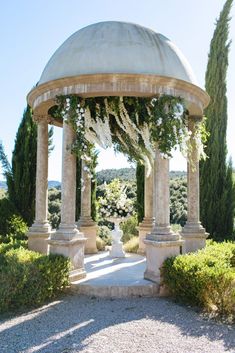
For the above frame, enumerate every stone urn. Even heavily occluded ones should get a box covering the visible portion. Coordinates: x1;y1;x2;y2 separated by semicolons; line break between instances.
109;218;125;258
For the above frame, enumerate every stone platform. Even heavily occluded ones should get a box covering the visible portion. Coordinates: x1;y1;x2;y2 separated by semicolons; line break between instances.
71;252;159;298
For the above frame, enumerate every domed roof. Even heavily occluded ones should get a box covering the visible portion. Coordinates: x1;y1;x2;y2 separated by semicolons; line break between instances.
39;21;197;85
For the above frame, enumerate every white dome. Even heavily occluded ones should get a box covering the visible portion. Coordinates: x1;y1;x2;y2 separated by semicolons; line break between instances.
39;21;197;85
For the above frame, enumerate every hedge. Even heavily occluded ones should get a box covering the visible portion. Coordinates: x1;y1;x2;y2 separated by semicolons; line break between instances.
162;241;235;318
0;243;71;313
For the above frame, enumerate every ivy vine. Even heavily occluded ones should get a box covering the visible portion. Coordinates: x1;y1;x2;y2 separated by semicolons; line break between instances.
54;94;208;175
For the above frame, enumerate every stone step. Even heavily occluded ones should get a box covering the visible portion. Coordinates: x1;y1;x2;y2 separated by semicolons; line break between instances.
71;282;159;298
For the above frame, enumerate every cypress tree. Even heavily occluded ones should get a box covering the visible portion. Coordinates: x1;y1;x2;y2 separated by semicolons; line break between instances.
76;158;82;221
136;162;145;223
76;149;98;222
200;0;234;240
0;105;37;225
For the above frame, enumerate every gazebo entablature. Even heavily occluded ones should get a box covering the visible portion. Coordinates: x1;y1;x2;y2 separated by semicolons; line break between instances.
28;73;208;120
27;21;210;284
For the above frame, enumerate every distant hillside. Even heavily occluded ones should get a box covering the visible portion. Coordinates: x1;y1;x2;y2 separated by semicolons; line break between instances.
96;168;136;184
170;171;187;179
0;169;187;191
48;180;61;189
96;168;186;184
0;180;61;190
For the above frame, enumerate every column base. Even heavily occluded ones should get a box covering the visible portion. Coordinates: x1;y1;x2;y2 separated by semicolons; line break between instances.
181;222;208;253
48;224;87;276
137;218;154;255
27;221;52;254
78;218;98;254
144;238;183;284
147;225;180;242
69;268;87;282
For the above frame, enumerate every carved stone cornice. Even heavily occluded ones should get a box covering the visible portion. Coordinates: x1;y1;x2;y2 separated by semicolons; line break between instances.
27;73;210;116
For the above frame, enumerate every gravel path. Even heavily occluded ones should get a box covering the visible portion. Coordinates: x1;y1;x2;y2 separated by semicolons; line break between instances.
0;295;234;353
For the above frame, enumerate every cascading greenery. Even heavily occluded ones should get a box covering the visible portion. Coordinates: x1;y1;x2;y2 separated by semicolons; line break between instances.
54;94;207;177
53;94;208;224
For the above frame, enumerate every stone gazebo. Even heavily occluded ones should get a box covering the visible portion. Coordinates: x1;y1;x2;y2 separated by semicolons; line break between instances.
27;21;209;283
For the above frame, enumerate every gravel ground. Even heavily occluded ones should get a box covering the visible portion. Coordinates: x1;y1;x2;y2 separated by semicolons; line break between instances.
0;295;234;353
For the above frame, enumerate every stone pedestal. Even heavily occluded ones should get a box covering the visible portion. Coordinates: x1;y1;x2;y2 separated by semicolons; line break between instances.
49;226;86;281
79;219;98;254
28;222;51;255
144;239;182;282
181;222;208;253
109;242;125;258
138;218;154;255
109;221;125;258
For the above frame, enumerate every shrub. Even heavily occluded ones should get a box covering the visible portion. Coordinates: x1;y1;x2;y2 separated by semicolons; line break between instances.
162;242;235;319
96;236;106;251
169;178;187;226
0;215;28;244
171;223;182;233
48;188;61;229
0;197;18;235
123;236;139;253
120;215;138;243
97;225;112;246
0;246;70;313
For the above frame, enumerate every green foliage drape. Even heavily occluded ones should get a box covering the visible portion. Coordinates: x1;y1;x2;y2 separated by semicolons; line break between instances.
200;0;235;240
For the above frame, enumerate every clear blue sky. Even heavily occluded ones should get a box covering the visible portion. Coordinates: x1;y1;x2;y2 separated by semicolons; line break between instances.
0;0;234;181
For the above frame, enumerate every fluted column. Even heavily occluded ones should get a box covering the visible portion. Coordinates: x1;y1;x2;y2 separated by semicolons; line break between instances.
60;121;77;228
181;117;207;253
80;160;92;221
28;116;51;254
144;147;181;283
49;119;86;281
78;160;97;254
149;148;178;240
138;166;154;254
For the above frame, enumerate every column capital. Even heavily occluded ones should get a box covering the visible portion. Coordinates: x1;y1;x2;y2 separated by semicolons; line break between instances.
33;114;53;124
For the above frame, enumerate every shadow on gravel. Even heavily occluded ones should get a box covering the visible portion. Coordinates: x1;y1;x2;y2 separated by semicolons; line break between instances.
0;295;234;353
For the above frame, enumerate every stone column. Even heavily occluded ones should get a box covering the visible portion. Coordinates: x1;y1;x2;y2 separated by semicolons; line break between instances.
181;117;208;253
144;147;182;283
138;166;154;254
49;119;86;281
27;116;51;254
78;160;97;254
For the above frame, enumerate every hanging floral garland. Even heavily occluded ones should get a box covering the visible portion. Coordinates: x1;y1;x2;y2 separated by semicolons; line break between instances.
54;95;208;176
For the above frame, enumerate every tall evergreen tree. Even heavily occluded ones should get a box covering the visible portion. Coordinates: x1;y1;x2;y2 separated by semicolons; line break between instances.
76;149;98;222
200;0;235;240
136;162;145;223
0;105;37;225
